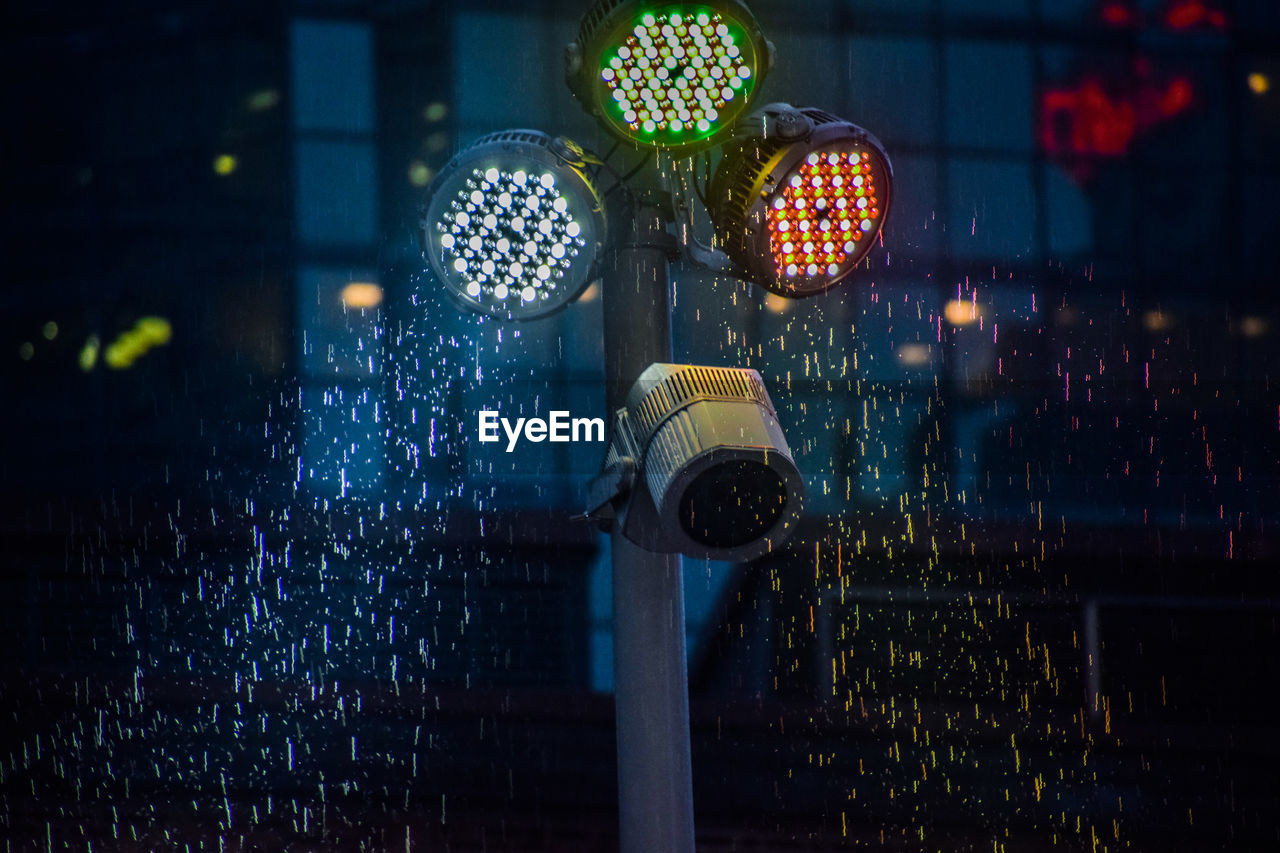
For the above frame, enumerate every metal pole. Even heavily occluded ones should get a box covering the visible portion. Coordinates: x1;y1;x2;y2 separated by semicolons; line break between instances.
602;197;696;853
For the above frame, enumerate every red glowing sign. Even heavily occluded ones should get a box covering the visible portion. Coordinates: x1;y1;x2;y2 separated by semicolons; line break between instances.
1096;0;1227;31
1039;1;1224;180
1164;0;1227;31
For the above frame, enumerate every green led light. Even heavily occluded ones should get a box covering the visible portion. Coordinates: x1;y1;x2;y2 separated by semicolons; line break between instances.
596;4;759;149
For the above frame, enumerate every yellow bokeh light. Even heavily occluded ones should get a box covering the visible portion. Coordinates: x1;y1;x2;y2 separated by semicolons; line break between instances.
765;292;790;314
896;343;933;367
103;317;172;369
576;282;600;304
341;282;384;309
42;321;58;340
423;102;449;123
79;335;100;372
135;316;172;345
213;154;238;176
245;88;281;112
1142;310;1172;332
1240;316;1269;339
18;342;34;361
943;299;979;326
408;161;434;187
1247;72;1270;95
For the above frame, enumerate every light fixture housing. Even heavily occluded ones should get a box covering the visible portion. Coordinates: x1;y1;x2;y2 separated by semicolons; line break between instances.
593;363;804;562
420;130;607;321
709;103;892;298
565;1;772;153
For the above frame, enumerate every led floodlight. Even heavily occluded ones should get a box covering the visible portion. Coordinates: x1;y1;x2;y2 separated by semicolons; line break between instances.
589;363;803;562
420;130;607;320
709;103;892;298
566;1;772;152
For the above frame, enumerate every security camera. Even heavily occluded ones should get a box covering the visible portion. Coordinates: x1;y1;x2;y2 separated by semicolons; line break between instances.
585;363;804;562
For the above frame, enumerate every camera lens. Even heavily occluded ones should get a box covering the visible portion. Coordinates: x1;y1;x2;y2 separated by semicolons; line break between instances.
678;460;788;549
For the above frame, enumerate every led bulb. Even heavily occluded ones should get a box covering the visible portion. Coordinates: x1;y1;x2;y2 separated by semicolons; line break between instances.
571;0;769;152
708;104;893;298
421;130;606;319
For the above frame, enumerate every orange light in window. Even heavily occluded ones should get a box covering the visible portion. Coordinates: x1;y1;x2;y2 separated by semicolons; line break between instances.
341;282;383;309
944;300;979;327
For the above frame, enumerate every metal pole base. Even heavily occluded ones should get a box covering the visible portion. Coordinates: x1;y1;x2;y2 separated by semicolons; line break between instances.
611;532;695;853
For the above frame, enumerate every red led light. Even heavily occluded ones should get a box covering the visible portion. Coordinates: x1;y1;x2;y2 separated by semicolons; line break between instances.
765;148;882;281
1165;0;1227;31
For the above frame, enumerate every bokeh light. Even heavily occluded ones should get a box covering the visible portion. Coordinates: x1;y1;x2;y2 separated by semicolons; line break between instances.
212;153;238;176
944;299;980;326
341;282;383;309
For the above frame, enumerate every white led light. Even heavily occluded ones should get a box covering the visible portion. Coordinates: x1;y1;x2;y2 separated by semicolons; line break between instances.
521;285;537;301
466;281;482;297
493;283;509;299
